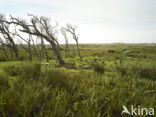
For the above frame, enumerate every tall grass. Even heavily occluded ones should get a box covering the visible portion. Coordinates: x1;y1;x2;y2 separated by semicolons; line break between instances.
93;62;105;74
0;74;9;94
116;64;156;80
3;63;41;79
0;63;156;117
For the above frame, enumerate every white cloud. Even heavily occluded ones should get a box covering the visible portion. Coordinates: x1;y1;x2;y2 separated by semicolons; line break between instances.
0;0;156;43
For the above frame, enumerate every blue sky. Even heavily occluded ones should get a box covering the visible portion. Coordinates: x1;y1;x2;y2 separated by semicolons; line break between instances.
0;0;156;43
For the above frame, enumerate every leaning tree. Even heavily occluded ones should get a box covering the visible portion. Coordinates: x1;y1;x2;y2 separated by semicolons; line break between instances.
6;14;65;65
65;24;82;61
0;37;8;58
0;14;19;58
61;27;70;57
13;25;33;60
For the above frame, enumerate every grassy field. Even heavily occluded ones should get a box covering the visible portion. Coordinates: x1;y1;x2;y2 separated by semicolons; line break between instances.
0;43;156;117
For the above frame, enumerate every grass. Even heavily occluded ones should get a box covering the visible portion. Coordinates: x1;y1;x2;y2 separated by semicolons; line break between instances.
0;63;156;117
93;62;105;74
116;64;156;80
0;43;156;117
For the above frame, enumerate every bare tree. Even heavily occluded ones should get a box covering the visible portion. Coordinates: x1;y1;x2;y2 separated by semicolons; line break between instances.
6;40;14;58
61;27;69;57
0;14;18;58
1;38;14;58
13;25;33;60
72;45;76;58
38;27;49;62
6;14;65;65
65;24;82;61
40;36;49;62
31;36;42;60
0;38;8;58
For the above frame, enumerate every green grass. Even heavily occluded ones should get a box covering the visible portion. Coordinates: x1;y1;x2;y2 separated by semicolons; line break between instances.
0;43;156;117
0;63;156;117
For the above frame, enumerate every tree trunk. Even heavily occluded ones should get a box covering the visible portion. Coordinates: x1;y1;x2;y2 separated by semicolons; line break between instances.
13;46;18;59
50;41;65;65
76;40;82;61
41;38;49;62
28;43;32;60
1;43;8;58
32;39;40;59
72;45;75;58
6;32;19;59
9;47;13;58
44;48;49;62
65;44;70;58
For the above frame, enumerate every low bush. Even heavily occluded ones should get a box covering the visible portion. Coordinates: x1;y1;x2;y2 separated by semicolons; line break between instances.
93;62;105;74
16;62;41;80
3;65;18;76
18;56;26;61
132;65;156;80
41;68;78;94
0;74;9;94
116;64;156;80
0;56;7;62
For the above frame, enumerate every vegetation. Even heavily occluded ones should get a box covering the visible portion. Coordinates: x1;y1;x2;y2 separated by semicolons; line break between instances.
93;62;105;74
0;43;156;117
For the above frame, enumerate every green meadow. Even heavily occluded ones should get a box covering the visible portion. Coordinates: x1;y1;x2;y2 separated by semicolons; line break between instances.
0;43;156;117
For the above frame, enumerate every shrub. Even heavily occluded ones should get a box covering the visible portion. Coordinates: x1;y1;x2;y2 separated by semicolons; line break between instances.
0;56;7;62
16;62;41;80
41;69;76;93
0;74;9;94
3;65;18;76
116;64;156;80
93;62;105;74
132;65;156;80
108;50;115;53
116;65;128;76
18;56;26;61
3;63;41;80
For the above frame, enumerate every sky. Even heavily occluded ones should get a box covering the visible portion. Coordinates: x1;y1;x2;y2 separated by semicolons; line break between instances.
0;0;156;43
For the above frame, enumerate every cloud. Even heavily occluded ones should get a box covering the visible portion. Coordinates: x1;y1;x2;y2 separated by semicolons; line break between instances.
0;0;156;43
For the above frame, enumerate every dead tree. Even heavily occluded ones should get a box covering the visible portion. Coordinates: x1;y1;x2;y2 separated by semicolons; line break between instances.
65;24;82;61
31;36;41;60
13;25;32;60
72;45;75;58
6;40;13;58
61;27;69;57
38;27;49;62
40;36;49;62
0;38;8;58
7;14;65;65
0;14;18;58
1;39;13;58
